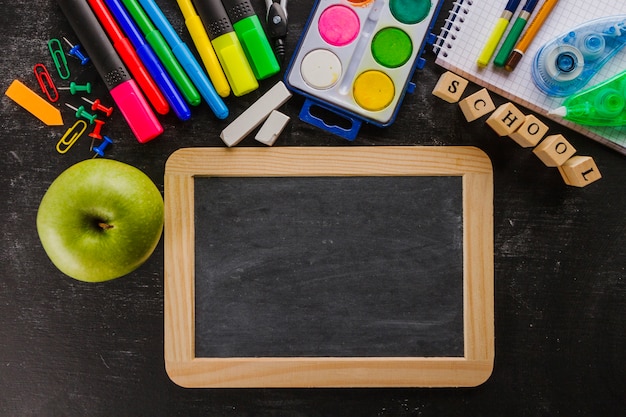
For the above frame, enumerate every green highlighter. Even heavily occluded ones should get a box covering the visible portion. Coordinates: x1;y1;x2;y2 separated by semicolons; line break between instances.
120;0;201;106
222;0;280;80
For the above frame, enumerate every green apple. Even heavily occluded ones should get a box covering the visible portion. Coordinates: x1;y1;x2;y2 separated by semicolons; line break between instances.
36;158;164;282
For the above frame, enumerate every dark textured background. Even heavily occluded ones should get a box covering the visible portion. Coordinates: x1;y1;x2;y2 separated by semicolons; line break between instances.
1;0;624;415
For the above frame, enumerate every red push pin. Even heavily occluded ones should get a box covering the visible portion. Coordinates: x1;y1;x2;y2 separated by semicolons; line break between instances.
89;119;105;140
82;96;114;117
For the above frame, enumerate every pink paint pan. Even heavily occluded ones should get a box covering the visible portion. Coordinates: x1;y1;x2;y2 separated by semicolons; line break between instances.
285;0;443;140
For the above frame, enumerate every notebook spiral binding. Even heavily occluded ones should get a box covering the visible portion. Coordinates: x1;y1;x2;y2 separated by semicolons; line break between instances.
433;0;473;56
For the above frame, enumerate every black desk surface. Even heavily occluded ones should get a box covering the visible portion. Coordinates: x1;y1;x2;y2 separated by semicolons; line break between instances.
1;0;624;415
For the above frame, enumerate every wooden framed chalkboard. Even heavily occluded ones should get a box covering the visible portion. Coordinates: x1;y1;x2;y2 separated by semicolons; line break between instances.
164;146;494;388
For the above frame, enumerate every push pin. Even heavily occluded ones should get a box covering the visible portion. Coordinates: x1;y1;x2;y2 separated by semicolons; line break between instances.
59;81;92;95
93;135;113;158
81;96;113;117
65;103;97;124
63;37;90;65
89;119;105;140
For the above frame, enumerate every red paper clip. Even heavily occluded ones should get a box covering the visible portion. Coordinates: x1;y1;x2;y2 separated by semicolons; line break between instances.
34;63;59;103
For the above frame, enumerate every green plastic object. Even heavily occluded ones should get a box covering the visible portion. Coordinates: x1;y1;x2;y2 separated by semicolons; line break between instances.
551;70;626;127
233;15;280;80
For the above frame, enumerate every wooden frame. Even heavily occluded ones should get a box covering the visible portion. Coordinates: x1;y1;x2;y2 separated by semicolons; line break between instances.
164;146;494;388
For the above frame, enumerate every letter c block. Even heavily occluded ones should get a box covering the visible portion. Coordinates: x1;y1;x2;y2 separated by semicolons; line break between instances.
458;88;496;122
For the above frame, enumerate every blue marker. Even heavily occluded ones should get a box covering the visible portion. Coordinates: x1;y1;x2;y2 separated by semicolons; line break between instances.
104;0;191;121
136;0;228;119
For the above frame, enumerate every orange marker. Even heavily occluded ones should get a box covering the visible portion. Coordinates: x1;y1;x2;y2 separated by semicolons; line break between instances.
5;80;64;126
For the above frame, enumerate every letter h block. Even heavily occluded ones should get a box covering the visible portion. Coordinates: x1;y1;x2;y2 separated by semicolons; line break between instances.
486;102;525;136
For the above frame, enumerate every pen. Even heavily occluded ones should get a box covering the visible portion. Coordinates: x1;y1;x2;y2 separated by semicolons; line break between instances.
504;0;560;72
192;0;258;96
56;0;162;143
175;0;231;97
493;0;540;67
87;0;169;115
103;0;191;120
120;0;201;107
476;0;521;67
136;0;229;119
222;0;280;79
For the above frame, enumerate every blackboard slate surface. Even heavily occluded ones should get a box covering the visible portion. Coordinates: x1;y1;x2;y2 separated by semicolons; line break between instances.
164;146;494;388
194;176;464;358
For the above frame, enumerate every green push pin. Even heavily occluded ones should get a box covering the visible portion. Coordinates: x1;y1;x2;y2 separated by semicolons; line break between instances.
65;103;97;124
59;82;92;95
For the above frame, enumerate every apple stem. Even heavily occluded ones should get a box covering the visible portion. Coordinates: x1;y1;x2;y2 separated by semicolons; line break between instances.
98;222;114;230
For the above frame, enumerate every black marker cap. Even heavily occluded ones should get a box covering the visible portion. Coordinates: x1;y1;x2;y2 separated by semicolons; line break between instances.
192;0;233;40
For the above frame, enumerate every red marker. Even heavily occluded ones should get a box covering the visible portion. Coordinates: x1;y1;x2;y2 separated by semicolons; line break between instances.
87;0;169;115
57;0;162;143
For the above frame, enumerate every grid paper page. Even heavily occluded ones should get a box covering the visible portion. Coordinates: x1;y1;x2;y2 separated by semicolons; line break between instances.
436;0;626;154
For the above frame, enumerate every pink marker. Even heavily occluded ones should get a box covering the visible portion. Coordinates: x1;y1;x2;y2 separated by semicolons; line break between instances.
56;0;163;143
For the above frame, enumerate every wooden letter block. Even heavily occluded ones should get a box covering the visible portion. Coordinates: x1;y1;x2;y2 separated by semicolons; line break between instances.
486;102;525;136
533;134;576;167
558;155;602;187
458;88;496;122
432;71;469;103
509;114;549;147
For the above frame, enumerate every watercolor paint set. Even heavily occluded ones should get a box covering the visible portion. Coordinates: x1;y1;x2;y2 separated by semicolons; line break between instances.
284;0;443;140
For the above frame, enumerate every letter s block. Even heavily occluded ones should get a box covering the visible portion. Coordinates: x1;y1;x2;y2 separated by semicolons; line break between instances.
432;71;469;103
458;88;496;122
558;155;602;187
486;102;525;136
533;134;577;167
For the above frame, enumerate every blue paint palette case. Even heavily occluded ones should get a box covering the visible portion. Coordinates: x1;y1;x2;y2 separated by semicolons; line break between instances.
285;0;443;140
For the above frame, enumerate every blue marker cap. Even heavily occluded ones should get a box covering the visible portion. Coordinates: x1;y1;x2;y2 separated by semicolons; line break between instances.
104;0;191;121
136;0;229;119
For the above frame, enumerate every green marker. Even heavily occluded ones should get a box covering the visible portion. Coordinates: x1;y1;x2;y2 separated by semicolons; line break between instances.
222;0;280;80
120;0;201;106
476;0;521;67
493;0;540;67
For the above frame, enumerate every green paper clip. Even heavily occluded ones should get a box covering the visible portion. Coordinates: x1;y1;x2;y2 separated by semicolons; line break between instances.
48;38;70;80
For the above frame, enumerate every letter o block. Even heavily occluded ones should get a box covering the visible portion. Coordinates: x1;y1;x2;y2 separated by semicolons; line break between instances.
533;134;577;167
432;71;469;103
509;114;549;147
558;155;602;187
458;88;496;122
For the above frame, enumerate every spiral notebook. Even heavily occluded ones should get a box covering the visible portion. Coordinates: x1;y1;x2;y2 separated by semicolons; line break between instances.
434;0;626;155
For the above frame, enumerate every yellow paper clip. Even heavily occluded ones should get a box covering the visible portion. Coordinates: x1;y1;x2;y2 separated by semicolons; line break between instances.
56;119;88;154
34;63;59;102
48;38;70;80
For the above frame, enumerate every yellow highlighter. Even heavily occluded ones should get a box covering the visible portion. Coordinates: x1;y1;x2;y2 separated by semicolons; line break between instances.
176;0;231;98
5;80;64;126
476;0;522;67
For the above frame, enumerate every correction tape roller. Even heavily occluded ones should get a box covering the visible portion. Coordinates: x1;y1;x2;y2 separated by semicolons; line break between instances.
532;15;626;97
550;69;626;127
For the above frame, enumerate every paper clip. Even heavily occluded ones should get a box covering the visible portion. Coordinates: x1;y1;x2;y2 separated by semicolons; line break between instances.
33;63;59;103
47;38;70;80
56;119;88;154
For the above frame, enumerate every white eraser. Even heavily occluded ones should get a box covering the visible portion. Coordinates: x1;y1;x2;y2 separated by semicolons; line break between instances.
254;110;290;146
220;81;292;147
